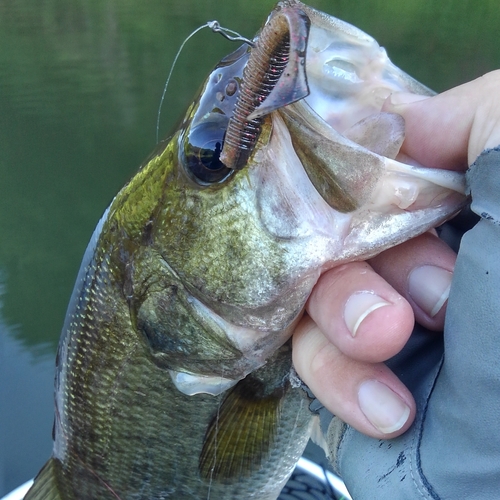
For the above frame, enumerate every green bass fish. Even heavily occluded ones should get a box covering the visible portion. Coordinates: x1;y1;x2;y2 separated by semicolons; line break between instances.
25;1;465;499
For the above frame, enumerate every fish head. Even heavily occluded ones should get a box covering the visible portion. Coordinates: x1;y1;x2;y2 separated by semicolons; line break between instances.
133;1;465;394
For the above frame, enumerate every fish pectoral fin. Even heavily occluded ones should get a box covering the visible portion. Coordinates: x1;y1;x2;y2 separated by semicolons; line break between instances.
24;458;63;500
198;374;287;480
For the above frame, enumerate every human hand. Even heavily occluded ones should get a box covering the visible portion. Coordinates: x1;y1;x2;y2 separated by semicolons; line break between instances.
293;71;500;439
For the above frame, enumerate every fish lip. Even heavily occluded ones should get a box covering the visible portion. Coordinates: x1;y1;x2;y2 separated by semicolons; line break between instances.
244;0;434;134
296;0;436;131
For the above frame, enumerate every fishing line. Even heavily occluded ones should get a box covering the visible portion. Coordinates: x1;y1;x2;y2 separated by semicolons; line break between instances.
205;399;218;500
205;365;229;500
156;21;254;144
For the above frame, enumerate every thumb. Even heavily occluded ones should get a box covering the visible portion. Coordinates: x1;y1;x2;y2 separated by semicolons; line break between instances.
383;70;500;170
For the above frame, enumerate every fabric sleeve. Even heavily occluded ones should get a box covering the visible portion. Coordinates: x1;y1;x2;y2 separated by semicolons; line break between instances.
327;147;500;499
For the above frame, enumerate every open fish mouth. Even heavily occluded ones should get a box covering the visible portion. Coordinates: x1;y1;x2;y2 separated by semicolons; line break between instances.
221;0;466;252
164;1;467;393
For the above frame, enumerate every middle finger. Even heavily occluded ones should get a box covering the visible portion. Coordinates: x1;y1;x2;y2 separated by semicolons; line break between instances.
307;261;415;363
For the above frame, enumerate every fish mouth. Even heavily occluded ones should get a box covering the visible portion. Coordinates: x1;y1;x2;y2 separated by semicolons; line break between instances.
222;0;466;249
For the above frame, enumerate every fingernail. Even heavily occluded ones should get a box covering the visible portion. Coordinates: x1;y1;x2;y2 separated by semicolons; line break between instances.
387;92;430;107
358;380;411;434
344;292;391;337
408;265;452;317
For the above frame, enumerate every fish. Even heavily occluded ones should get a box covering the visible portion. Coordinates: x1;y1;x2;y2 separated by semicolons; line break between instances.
24;1;466;499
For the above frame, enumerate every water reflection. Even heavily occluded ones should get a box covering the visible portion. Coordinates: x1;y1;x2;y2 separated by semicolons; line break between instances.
0;299;54;495
0;0;499;495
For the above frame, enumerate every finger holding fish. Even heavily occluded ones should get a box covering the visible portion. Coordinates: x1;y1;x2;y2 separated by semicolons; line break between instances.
383;70;500;170
369;231;457;330
305;261;414;362
293;315;416;439
292;259;416;438
292;231;457;437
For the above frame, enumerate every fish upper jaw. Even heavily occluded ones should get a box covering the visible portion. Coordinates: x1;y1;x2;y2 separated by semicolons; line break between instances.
252;1;468;262
298;0;435;132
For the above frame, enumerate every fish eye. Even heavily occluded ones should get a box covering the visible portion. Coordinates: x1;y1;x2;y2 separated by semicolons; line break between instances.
182;120;233;184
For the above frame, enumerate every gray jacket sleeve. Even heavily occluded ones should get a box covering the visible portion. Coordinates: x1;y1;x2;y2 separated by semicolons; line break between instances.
327;147;500;499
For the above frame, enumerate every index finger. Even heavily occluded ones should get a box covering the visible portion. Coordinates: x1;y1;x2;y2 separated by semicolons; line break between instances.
383;70;500;170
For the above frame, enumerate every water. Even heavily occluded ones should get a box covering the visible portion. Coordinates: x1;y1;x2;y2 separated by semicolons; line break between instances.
0;0;499;495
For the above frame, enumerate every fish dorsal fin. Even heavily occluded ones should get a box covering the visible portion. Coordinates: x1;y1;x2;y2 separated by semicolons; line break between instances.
199;374;288;480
